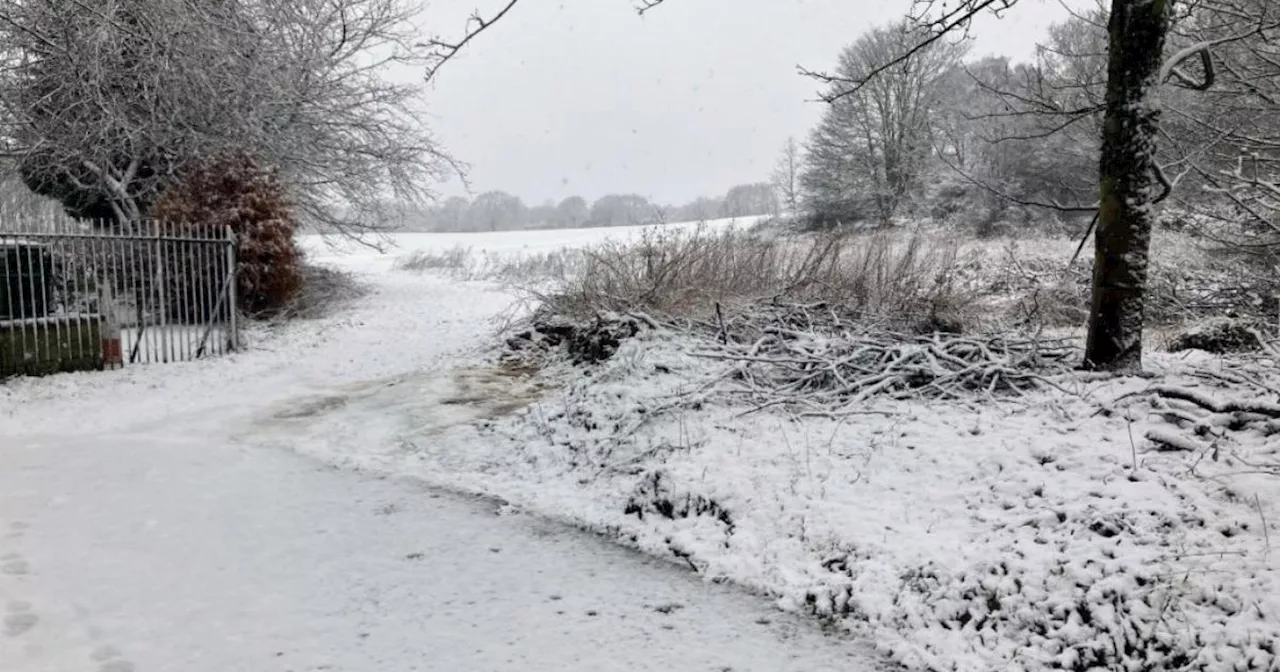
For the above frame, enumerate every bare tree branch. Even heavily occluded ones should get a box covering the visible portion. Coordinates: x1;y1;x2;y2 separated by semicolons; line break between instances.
420;0;522;84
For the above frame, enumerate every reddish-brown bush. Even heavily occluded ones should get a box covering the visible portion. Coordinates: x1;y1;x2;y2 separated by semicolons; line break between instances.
152;154;303;316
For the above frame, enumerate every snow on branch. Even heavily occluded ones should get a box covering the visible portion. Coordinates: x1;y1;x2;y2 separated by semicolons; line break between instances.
799;0;1019;103
420;0;523;84
688;303;1075;414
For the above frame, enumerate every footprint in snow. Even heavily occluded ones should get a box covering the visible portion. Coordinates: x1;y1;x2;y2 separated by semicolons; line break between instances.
1;558;30;575
4;611;37;636
93;644;136;672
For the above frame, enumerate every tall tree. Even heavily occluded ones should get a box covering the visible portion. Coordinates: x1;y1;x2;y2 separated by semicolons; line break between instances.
589;194;653;227
1084;0;1173;369
467;191;526;231
556;196;590;228
801;22;966;225
723;183;779;217
772;137;802;217
418;0;1261;370
0;0;453;235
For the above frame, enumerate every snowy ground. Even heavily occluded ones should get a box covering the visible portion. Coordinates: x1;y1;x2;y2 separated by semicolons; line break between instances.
0;217;885;672
4;219;1278;671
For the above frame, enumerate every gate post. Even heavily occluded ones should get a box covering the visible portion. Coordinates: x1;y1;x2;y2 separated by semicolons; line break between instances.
225;225;238;351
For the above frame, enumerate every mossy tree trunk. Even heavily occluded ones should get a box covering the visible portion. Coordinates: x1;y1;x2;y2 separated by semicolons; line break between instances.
1084;0;1173;372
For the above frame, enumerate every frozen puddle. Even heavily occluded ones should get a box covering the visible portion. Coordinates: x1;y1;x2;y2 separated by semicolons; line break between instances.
257;363;544;443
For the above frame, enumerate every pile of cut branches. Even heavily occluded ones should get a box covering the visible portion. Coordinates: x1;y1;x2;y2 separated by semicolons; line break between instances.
688;302;1077;414
1110;378;1280;476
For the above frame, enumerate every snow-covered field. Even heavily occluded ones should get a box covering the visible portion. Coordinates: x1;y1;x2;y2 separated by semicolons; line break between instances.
4;218;1278;672
300;215;766;274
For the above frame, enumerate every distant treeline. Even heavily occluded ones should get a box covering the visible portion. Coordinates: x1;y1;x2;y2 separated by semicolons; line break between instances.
395;183;778;232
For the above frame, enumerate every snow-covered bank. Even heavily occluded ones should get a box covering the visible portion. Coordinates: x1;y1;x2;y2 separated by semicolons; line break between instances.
262;322;1280;672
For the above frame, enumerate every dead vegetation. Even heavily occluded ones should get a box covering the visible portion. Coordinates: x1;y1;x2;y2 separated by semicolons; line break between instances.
395;245;581;284
690;303;1077;414
537;226;978;334
276;263;369;320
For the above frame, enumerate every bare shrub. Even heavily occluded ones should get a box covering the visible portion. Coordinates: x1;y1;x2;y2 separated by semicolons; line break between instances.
476;249;583;285
277;264;369;320
394;246;581;286
538;226;977;333
395;246;474;274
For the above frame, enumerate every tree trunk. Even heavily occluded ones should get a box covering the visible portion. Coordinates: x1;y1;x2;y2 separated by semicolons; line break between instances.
1084;0;1172;372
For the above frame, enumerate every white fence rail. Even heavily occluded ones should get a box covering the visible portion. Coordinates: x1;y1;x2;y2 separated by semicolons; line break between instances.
1;219;238;377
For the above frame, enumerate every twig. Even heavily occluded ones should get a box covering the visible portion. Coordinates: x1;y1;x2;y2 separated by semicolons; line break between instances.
1256;493;1271;556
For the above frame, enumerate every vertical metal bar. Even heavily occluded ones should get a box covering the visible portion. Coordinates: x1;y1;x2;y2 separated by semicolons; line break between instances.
103;220;117;366
181;224;194;361
98;218;112;366
135;219;150;365
226;225;238;352
199;227;213;358
169;221;181;363
105;220;119;369
91;221;103;369
133;219;145;364
175;222;186;362
193;227;204;358
70;228;84;368
212;228;224;357
189;228;201;361
155;221;166;363
60;231;76;366
43;234;61;372
2;232;12;375
2;229;19;375
36;240;51;372
20;240;36;374
147;220;159;364
169;222;182;362
125;220;140;365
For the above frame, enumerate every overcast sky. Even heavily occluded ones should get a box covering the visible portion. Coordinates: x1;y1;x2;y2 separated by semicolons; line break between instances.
411;0;1081;206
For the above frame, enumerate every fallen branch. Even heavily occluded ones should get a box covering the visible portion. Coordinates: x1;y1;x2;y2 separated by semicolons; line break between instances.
689;308;1075;409
1118;384;1280;418
1146;428;1210;453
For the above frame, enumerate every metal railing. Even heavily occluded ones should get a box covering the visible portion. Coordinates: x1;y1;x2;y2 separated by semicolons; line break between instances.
1;217;238;378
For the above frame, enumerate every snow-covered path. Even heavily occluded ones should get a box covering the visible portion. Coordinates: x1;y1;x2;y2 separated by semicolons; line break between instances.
0;258;883;671
0;431;877;672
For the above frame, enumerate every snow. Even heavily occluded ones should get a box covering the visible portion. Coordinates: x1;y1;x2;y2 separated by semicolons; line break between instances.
0;217;884;672
275;329;1280;671
4;220;1278;671
299;215;767;273
0;432;880;672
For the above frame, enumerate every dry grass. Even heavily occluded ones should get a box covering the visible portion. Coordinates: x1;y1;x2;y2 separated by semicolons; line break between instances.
395;245;583;285
395;246;473;274
539;226;978;333
276;263;369;320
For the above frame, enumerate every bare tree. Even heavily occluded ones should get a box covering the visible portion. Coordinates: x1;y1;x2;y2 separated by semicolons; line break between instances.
467;190;527;231
771;137;802;217
802;21;966;226
1159;0;1280;245
723;182;779;218
589;194;654;227
556;196;590;228
0;0;454;236
416;0;1273;370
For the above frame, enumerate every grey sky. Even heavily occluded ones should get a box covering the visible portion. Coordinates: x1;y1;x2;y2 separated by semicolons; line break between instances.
411;0;1079;206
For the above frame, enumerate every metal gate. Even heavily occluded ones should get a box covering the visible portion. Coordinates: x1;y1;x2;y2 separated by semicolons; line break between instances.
1;218;238;378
